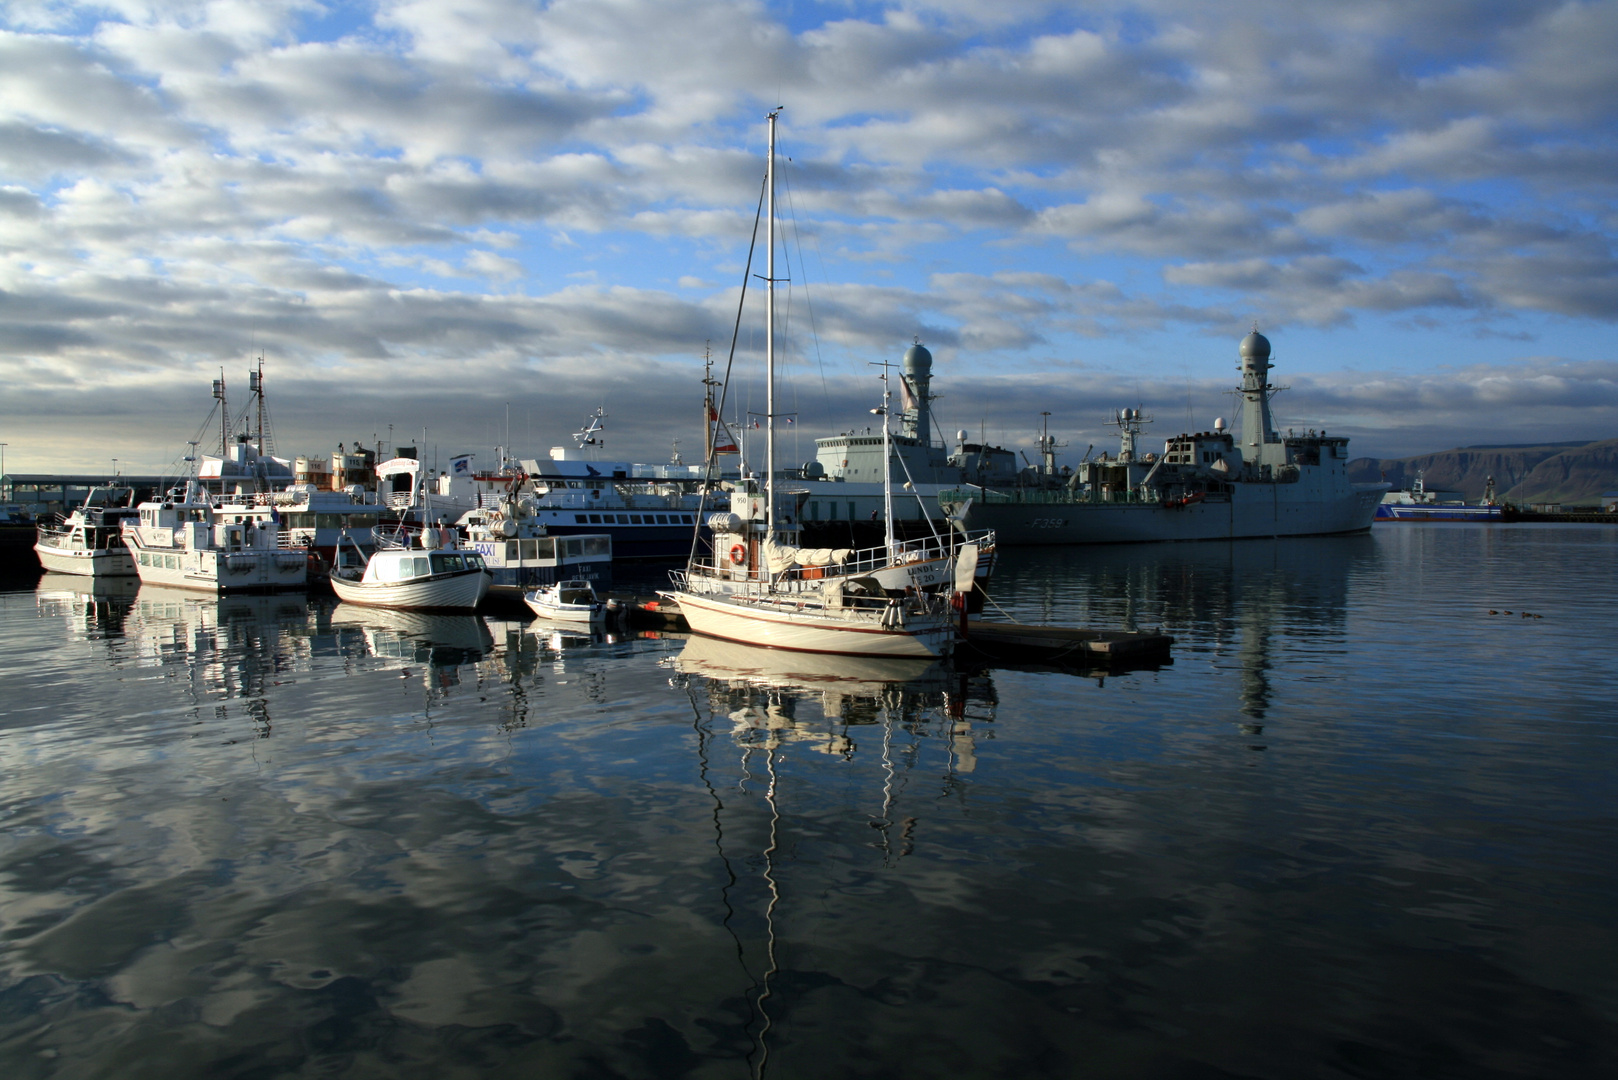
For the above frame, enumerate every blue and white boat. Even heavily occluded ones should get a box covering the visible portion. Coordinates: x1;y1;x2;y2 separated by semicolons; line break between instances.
1375;473;1503;522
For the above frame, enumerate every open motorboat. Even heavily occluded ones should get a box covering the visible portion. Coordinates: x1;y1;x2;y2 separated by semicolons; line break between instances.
661;112;960;658
330;525;491;610
523;579;606;623
34;486;140;576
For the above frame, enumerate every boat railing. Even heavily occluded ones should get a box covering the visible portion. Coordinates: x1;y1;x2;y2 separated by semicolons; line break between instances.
940;486;1163;506
684;528;994;587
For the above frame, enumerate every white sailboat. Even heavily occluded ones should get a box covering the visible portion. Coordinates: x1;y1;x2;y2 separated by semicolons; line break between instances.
662;111;959;659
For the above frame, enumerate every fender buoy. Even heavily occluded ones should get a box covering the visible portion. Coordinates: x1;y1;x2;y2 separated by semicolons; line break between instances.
729;544;746;565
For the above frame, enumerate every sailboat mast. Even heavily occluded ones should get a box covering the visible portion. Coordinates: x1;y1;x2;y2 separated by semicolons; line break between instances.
881;364;895;554
765;109;779;537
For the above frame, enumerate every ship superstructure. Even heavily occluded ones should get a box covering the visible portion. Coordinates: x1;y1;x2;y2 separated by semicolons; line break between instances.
942;330;1388;544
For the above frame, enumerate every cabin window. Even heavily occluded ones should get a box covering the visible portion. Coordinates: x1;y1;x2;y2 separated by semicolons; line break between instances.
849;502;857;521
616;514;629;524
655;514;668;524
431;554;464;573
584;537;610;556
680;514;692;524
588;514;602;523
164;555;177;569
629;514;641;524
412;556;430;578
575;514;588;523
536;538;556;559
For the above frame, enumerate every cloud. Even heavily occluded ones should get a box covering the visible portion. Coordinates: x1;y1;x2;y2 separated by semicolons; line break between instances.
2;1;1616;472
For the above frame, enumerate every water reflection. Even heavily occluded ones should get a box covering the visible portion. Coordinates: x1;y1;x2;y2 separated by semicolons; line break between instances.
994;535;1377;725
34;572;139;642
328;604;494;668
669;635;1002;1073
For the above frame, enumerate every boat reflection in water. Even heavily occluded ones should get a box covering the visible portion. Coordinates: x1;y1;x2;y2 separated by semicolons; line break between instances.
523;616;626;651
667;634;997;1071
328;604;494;671
37;570;141;603
34;572;141;644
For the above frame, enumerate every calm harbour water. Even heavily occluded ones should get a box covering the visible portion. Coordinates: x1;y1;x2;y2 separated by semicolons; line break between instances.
1;524;1615;1078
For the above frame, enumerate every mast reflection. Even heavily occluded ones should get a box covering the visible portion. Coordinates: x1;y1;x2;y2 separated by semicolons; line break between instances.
670;635;999;1075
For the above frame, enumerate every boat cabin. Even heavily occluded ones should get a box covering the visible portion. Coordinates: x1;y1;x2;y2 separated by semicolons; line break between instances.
360;549;488;585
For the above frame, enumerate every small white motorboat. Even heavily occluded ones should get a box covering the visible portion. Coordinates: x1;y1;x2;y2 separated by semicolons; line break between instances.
523;579;605;623
330;527;491;610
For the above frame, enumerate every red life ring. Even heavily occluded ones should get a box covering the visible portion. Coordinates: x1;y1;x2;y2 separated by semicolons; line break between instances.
729;544;746;565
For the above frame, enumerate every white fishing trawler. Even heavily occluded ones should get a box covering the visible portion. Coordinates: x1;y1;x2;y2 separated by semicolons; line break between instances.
662;112;961;659
33;486;140;576
122;480;308;592
942;329;1389;544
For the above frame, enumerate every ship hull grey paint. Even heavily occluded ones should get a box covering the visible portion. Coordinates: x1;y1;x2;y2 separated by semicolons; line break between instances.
957;484;1385;545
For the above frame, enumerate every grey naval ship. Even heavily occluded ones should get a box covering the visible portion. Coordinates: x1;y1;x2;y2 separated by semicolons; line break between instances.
940;329;1389;545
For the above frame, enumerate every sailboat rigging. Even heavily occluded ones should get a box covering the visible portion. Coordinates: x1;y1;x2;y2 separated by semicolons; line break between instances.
662;110;960;658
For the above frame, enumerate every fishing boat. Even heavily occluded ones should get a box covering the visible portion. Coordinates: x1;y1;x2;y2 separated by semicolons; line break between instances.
1375;473;1503;521
523;579;606;623
329;526;491;610
122;480;308;593
33;486;140;576
662;112;959;658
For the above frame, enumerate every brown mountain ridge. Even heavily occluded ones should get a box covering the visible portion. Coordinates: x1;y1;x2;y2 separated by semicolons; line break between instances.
1347;439;1618;505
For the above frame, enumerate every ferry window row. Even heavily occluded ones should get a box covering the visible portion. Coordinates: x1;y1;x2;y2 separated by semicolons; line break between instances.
571;513;693;525
494;537;609;561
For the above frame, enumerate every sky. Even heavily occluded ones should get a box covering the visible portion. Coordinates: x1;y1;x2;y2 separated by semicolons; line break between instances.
2;0;1617;478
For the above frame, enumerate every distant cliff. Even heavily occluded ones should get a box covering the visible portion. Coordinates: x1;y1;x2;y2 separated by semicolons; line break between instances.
1348;439;1618;505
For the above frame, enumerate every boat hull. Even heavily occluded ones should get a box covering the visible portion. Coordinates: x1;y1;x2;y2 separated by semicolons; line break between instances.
668;590;955;658
128;546;308;592
1375;504;1502;521
523;600;602;623
955;484;1385;544
330;569;490;610
34;542;136;577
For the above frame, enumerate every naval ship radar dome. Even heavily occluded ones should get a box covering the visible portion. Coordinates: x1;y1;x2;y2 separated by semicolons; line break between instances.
1239;328;1271;361
903;341;933;376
